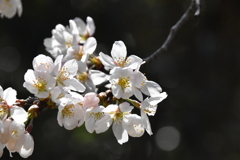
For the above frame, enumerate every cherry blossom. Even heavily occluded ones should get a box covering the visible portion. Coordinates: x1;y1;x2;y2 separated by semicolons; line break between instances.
95;102;145;144
99;41;144;70
0;0;22;18
32;54;54;73
53;58;85;92
64;37;97;63
23;69;56;98
109;67;134;99
67;17;95;44
57;94;85;130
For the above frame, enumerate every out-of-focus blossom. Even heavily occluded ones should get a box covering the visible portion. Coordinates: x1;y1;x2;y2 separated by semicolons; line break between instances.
0;0;22;18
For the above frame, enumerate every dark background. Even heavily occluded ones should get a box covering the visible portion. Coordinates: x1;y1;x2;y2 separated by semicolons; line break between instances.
0;0;240;159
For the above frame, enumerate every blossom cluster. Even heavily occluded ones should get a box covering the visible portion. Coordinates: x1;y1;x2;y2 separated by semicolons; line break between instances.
0;86;33;158
41;17;167;144
0;16;167;158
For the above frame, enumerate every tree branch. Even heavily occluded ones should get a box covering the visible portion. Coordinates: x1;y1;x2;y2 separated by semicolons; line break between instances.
144;0;200;64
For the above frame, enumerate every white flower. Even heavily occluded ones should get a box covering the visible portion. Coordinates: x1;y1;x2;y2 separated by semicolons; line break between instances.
44;24;74;58
75;61;96;92
67;17;95;44
50;86;67;105
133;71;167;101
18;132;34;158
140;80;163;97
0;118;11;144
140;93;167;135
7;132;34;158
83;92;99;108
109;67;134;99
44;17;95;58
85;105;105;133
0;86;17;121
0;86;17;106
95;102;143;144
8;120;25;140
53;58;85;92
122;114;144;137
10;106;28;124
32;54;54;73
99;41;144;70
0;0;22;18
23;69;56;98
64;37;97;63
57;93;85;130
132;70;147;101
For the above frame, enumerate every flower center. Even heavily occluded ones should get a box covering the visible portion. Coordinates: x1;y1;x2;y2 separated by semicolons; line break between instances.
62;104;74;118
11;130;18;136
74;47;84;61
57;66;70;86
5;0;12;7
33;77;47;91
90;112;104;120
65;38;73;48
79;31;89;42
76;72;88;83
113;112;123;125
115;57;131;68
0;104;9;120
117;77;130;89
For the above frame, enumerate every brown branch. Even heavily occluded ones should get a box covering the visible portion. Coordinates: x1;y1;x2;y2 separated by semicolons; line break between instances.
143;0;200;64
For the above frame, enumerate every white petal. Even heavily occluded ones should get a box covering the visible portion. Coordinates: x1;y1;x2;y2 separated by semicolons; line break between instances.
111;85;123;99
134;88;143;102
0;142;5;158
98;52;115;70
10;106;28;124
141;110;152;135
63;116;78;130
0;86;3;100
74;17;86;35
69;20;79;35
126;55;143;70
19;134;34;158
95;115;112;134
123;114;144;137
86;16;95;36
3;87;16;106
149;92;168;105
90;70;108;85
17;1;22;17
112;123;128;145
64;78;86;92
9;121;25;139
111;41;127;61
85;113;95;133
84;37;97;55
63;59;78;78
119;102;133;113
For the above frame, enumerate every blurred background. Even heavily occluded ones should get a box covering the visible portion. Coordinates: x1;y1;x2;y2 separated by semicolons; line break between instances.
0;0;240;159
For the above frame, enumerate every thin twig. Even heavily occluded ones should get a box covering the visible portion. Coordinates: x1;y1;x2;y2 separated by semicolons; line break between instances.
144;0;200;64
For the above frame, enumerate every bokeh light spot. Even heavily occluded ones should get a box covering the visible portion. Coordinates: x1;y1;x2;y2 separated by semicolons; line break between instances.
155;126;180;151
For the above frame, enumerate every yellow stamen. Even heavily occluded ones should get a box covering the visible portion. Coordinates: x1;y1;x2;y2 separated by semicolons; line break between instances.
62;104;74;118
76;72;88;83
117;77;130;89
33;77;47;91
90;112;104;120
